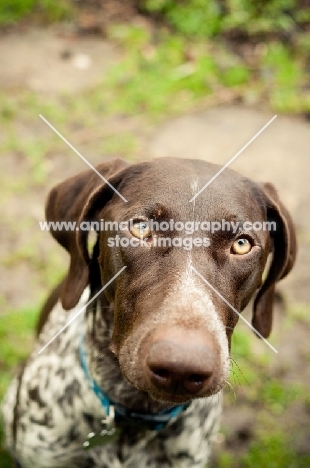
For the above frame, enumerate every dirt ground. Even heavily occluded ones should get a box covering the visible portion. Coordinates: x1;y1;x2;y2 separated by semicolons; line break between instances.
1;25;310;465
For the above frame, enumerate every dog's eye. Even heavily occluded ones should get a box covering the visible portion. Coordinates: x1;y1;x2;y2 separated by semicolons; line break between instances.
231;238;252;255
130;221;151;239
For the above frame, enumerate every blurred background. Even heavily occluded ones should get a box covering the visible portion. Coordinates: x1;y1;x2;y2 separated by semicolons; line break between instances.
0;1;310;466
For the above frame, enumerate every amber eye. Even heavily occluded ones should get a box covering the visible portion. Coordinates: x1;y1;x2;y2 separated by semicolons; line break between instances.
130;221;151;239
232;238;252;255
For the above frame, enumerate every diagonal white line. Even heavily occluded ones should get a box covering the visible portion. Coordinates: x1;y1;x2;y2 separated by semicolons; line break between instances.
38;266;127;354
191;266;278;354
189;115;277;202
39;114;128;203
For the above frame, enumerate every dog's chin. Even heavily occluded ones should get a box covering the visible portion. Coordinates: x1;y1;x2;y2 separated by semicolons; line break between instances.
147;391;193;404
147;385;223;404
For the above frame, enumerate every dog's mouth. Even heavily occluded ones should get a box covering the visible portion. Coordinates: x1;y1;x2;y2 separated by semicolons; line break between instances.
128;371;223;404
147;390;195;404
147;382;222;405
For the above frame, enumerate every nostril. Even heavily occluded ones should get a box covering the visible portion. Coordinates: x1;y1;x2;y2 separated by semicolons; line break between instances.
147;365;173;390
184;372;212;393
150;367;170;381
187;374;205;385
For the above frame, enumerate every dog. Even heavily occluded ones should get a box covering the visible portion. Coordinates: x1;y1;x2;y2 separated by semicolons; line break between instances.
2;157;297;467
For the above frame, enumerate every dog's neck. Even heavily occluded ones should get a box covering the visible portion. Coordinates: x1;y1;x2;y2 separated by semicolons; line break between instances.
84;296;170;413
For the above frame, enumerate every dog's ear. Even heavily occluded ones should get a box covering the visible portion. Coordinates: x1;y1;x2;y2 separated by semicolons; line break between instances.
45;159;128;310
252;183;297;338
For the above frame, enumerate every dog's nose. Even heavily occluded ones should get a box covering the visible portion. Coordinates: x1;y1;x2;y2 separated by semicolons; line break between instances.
145;327;216;396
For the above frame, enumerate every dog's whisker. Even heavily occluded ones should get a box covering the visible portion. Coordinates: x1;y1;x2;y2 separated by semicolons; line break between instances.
224;380;237;403
229;369;242;389
229;358;248;392
230;352;255;366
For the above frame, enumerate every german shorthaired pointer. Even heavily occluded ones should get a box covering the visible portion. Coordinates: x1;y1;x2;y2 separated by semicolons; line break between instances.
2;158;296;467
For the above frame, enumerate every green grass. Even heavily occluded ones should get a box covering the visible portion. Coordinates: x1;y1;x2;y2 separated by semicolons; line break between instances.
0;307;37;369
217;431;310;468
242;432;310;468
0;0;73;25
98;23;306;116
0;1;309;114
142;0;310;39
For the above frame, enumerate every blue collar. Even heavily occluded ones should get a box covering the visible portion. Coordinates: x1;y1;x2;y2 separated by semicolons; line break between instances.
79;335;189;431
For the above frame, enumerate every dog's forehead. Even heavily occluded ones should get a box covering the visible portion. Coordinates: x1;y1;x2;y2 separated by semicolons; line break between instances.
122;158;249;194
117;158;263;220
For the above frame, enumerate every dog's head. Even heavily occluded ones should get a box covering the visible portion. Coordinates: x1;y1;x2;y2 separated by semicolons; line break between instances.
46;158;296;403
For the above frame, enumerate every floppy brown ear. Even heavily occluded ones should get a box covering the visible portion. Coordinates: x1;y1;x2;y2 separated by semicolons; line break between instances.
45;159;128;310
252;182;297;338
